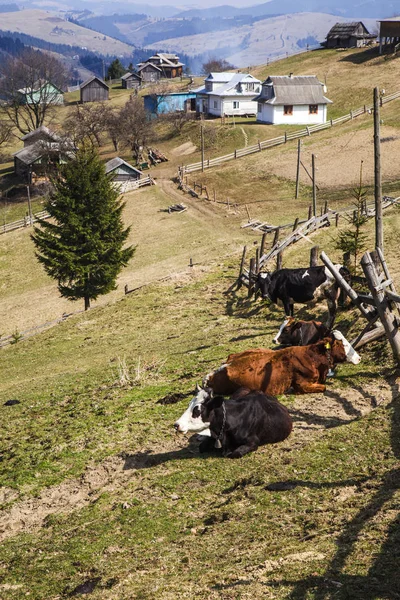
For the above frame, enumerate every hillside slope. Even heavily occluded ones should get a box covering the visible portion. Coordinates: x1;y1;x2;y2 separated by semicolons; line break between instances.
0;9;134;55
143;13;378;67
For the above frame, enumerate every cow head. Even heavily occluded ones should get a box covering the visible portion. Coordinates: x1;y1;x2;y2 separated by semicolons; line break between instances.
331;330;361;365
254;271;272;300
173;385;212;435
273;317;295;344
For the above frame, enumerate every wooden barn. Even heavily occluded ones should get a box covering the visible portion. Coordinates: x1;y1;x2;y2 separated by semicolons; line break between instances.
121;72;142;90
105;157;142;182
379;17;400;53
80;76;109;103
14;127;74;180
323;22;376;48
137;62;162;83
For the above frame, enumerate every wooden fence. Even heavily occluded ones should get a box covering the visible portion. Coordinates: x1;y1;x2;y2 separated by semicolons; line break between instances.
179;90;400;176
0;210;50;235
238;196;400;293
115;176;155;193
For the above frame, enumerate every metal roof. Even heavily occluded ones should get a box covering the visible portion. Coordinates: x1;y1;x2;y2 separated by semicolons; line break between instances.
105;157;142;175
14;141;74;165
21;126;60;142
199;73;261;97
137;62;162;72
256;76;332;105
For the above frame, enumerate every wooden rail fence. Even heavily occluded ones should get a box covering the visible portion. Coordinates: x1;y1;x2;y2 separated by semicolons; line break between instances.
0;210;50;235
179;90;400;176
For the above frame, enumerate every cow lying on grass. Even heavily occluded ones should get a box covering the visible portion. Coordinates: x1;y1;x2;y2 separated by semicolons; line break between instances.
273;317;330;346
255;265;349;328
203;330;360;396
174;388;292;458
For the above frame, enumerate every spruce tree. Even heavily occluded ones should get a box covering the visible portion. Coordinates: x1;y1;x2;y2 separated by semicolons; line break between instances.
31;147;135;310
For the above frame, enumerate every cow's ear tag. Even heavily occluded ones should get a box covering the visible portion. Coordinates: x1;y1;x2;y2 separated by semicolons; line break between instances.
214;439;222;449
325;342;331;349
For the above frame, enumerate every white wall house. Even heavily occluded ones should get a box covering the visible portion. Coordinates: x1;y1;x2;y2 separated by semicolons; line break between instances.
195;72;262;117
255;75;332;125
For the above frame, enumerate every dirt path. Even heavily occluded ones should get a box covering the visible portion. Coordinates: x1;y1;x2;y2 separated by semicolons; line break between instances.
0;377;394;543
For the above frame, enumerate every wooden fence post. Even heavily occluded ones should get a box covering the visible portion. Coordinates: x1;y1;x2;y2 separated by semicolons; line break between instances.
361;251;400;363
276;251;283;271
248;258;255;297
238;246;247;288
260;232;267;259
258;140;262;151
272;227;280;247
292;217;299;232
335;212;340;227
255;247;260;275
308;205;312;220
310;246;319;267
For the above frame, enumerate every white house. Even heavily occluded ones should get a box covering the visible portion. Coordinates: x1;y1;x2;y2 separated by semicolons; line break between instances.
195;72;262;117
255;75;332;125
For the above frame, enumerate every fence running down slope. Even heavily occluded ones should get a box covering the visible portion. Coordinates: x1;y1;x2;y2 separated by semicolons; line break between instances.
180;90;400;176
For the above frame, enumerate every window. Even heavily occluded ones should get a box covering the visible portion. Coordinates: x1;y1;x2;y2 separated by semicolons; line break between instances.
247;83;255;91
205;82;212;91
214;100;217;108
233;101;240;109
258;102;262;113
284;105;293;115
309;104;318;114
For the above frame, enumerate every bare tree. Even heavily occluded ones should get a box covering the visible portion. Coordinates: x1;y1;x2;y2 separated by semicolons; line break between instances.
146;81;175;115
202;58;236;74
0;120;12;147
0;49;68;135
119;96;152;163
64;103;108;147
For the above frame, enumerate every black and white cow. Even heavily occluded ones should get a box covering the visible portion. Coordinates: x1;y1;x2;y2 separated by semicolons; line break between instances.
179;389;292;458
255;265;349;328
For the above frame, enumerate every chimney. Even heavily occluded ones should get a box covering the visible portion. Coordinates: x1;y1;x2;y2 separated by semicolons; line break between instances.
289;72;293;78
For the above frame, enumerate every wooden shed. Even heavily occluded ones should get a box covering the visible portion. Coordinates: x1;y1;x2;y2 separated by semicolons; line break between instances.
137;62;162;83
324;22;376;48
121;72;142;90
379;17;400;54
105;157;142;182
80;76;109;103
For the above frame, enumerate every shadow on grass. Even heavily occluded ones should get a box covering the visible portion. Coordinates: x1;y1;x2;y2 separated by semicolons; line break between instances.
339;46;380;65
277;374;400;599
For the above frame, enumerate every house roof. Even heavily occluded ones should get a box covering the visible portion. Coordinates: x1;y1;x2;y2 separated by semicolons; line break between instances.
149;52;184;67
121;71;141;81
326;21;374;38
378;17;400;22
21;125;60;142
196;73;261;97
137;62;162;72
256;75;332;105
80;76;109;90
18;79;63;95
205;72;236;83
105;157;142;175
14;140;74;165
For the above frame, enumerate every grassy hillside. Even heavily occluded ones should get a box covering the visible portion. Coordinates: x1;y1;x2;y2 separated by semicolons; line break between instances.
0;9;134;55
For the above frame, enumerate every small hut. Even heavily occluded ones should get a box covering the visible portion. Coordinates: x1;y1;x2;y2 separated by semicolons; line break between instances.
105;157;142;182
137;62;162;83
121;72;142;90
80;76;109;103
324;22;376;48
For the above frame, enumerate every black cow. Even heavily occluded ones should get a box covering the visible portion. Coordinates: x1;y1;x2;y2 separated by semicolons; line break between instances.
273;317;330;346
255;265;348;328
192;389;293;458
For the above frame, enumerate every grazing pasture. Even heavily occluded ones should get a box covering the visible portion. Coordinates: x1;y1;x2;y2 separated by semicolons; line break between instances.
0;46;400;599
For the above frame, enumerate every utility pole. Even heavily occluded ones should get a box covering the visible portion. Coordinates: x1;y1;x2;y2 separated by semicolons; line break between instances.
102;59;106;81
295;139;301;199
201;124;205;172
312;153;317;216
374;86;383;252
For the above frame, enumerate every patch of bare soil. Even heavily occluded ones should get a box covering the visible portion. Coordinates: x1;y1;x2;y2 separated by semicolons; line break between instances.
0;377;394;543
170;142;197;156
252;125;400;189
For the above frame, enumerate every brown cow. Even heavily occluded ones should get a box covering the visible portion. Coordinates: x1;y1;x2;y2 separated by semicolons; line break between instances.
273;317;330;346
203;331;360;396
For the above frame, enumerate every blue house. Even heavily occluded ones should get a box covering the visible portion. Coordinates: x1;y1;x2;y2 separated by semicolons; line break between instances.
144;92;196;115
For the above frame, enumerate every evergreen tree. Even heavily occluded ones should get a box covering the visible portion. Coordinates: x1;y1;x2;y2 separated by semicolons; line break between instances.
335;182;369;275
107;58;126;80
31;147;135;310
